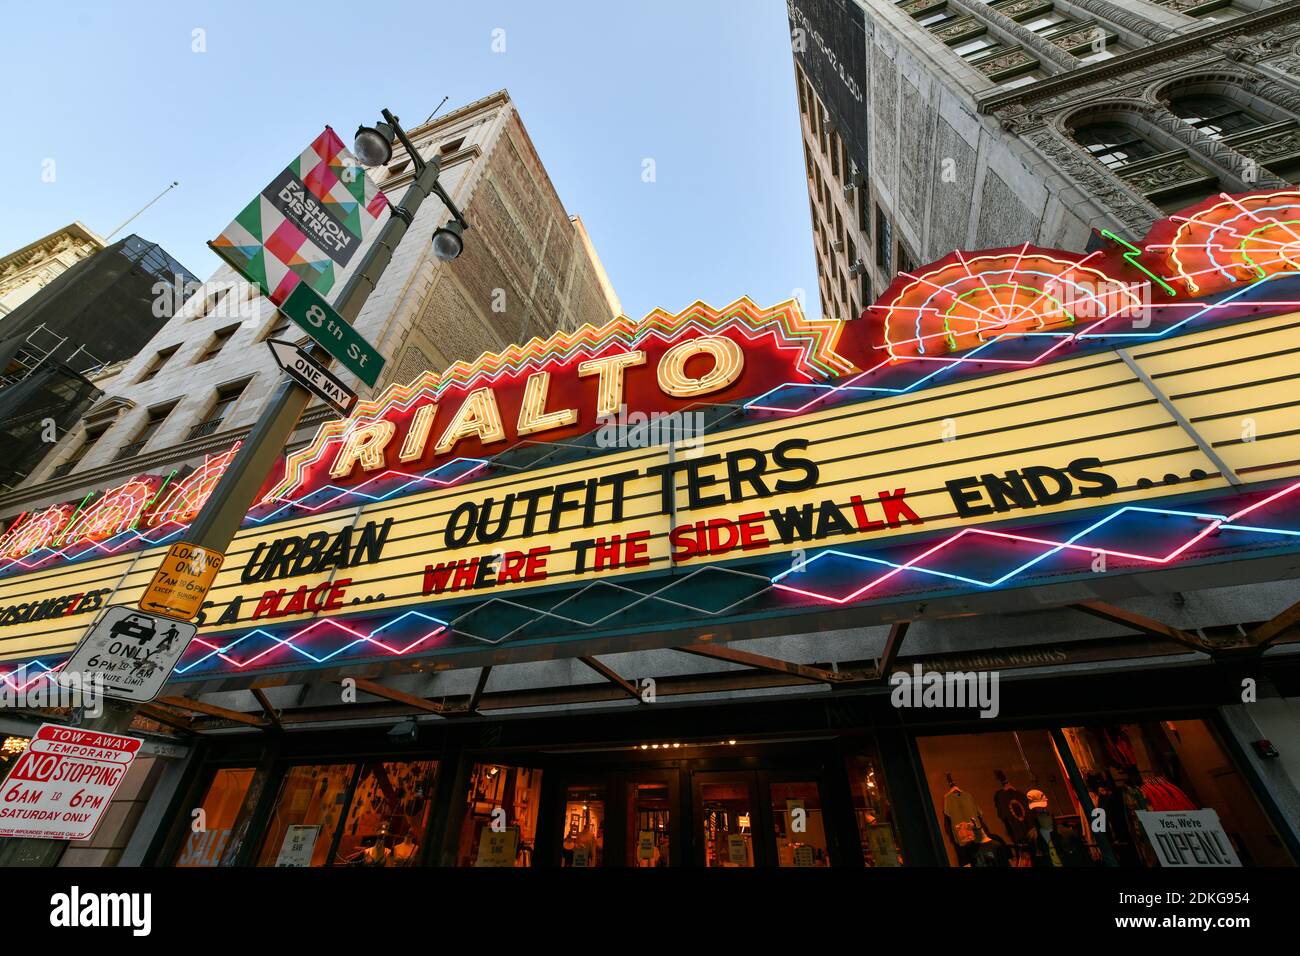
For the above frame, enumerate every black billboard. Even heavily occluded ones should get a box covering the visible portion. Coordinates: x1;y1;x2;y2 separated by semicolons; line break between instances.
787;0;869;175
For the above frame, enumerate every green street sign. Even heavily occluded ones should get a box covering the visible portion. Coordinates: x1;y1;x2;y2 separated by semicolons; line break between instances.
279;282;384;387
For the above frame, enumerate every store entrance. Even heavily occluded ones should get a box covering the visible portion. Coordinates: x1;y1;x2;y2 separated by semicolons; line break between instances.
694;771;833;867
551;769;680;867
542;759;842;867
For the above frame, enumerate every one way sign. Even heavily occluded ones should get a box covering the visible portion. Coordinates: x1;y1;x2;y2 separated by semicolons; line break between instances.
268;338;358;414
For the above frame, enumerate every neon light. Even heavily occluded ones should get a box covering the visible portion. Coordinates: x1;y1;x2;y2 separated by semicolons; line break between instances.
1100;229;1177;297
772;481;1300;604
1159;191;1300;295
0;456;487;574
149;446;240;525
876;248;1140;359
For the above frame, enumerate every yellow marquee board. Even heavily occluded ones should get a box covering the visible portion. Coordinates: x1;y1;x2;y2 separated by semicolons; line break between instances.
2;309;1299;665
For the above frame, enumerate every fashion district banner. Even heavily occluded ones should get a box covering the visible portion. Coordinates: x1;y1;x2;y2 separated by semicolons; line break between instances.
210;127;389;305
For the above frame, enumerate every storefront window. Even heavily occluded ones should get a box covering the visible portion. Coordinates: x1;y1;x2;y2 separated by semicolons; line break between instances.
1060;720;1291;867
174;768;255;867
560;786;605;867
456;763;543;866
256;764;355;866
845;754;904;866
917;720;1293;868
0;735;30;777
917;730;1091;867
332;760;438;866
770;781;830;866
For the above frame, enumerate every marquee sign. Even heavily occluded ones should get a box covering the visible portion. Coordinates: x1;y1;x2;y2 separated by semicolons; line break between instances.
3;191;1300;686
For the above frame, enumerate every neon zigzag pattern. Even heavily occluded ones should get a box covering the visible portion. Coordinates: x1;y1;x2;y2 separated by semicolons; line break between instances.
771;480;1300;604
267;297;850;500
3;479;1297;687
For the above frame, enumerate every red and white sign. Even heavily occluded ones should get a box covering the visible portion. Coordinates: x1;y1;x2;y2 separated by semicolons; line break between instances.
0;723;142;841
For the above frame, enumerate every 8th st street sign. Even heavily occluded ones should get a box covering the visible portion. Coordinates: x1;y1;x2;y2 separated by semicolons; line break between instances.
280;282;384;387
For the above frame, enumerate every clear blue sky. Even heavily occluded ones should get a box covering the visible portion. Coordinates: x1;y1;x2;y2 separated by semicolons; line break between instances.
2;0;821;321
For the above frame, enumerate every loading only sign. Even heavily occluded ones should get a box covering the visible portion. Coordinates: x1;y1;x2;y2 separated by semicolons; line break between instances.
57;606;197;702
0;724;141;841
139;541;225;620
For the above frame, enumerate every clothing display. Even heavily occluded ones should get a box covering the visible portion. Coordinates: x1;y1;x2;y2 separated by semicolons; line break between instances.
993;784;1033;844
1027;822;1092;868
942;781;991;865
1141;773;1198;811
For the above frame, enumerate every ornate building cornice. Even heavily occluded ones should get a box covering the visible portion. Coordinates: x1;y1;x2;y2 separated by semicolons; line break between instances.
977;3;1300;114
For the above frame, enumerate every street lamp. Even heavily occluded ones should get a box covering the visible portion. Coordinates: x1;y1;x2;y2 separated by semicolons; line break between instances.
432;220;465;261
353;122;396;167
354;111;470;262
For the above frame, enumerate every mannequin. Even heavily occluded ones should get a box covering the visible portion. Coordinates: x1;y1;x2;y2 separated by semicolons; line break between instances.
991;769;1033;846
942;772;990;866
1025;791;1091;867
363;834;392;866
392;832;419;865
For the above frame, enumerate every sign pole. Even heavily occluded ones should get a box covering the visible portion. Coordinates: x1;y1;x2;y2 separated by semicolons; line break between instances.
0;112;462;867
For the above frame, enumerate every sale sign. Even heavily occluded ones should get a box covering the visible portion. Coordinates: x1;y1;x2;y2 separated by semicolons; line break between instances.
0;724;142;841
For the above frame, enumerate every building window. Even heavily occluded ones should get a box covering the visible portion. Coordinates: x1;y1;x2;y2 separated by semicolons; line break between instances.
1073;122;1161;170
1072;118;1220;212
953;36;1000;59
1169;94;1263;139
137;345;178;383
918;8;957;28
188;381;248;441
899;245;916;277
440;137;465;154
875;205;893;276
1151;0;1241;20
55;423;109;476
199;325;239;363
116;403;175;461
263;313;294;341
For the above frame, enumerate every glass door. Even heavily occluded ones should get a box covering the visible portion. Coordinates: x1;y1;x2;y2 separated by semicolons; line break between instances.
560;783;607;867
767;779;831;867
626;772;678;867
694;772;761;867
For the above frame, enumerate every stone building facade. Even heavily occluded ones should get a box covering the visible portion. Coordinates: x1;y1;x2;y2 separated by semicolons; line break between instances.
0;90;620;521
791;0;1300;319
0;223;104;320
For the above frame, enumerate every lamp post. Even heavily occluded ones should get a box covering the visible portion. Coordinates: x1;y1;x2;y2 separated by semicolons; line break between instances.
0;109;469;867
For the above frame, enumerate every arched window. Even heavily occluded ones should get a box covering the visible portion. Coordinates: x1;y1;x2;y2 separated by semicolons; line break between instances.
1168;90;1300;184
1169;94;1263;139
1073;122;1160;169
1071;118;1220;213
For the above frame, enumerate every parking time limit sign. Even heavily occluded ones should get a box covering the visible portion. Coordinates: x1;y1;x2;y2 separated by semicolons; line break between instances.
58;606;198;702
